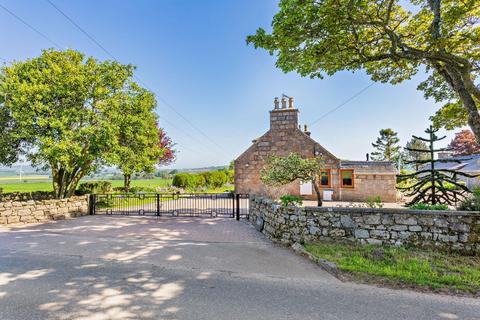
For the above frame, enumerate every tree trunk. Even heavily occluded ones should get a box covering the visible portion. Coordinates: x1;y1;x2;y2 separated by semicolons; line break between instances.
435;64;480;143
51;165;86;199
312;178;322;207
124;174;131;192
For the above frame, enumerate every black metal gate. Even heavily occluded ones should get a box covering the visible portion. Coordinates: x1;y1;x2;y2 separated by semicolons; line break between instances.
90;193;249;220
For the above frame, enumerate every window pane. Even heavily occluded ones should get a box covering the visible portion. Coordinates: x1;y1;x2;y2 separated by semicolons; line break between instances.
342;171;353;186
320;171;329;186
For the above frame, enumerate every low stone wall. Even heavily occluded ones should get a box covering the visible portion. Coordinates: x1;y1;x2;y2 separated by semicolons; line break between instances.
250;196;480;254
0;191;56;202
0;196;90;224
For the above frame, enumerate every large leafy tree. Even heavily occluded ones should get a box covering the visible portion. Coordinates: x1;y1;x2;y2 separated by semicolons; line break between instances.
247;0;480;142
404;137;430;170
448;129;480;155
260;153;324;206
158;126;176;166
0;49;157;198
371;128;400;161
111;84;165;191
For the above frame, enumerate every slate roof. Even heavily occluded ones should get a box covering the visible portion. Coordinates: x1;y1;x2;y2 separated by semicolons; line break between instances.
425;154;480;173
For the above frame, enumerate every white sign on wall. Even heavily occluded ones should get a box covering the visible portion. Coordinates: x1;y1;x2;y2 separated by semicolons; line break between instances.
300;181;312;195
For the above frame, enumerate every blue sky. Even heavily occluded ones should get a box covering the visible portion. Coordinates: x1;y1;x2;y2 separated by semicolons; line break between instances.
0;0;456;169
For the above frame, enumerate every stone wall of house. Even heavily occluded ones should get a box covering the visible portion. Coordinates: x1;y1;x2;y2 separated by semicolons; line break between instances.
234;98;398;202
249;196;480;254
235;105;339;198
336;163;398;202
0;196;90;225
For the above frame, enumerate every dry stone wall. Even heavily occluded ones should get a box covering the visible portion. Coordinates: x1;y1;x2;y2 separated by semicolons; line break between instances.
0;196;89;225
250;196;480;254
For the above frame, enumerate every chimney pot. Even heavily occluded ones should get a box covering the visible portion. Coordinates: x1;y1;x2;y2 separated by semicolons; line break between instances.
304;124;311;136
281;97;287;109
274;97;279;109
289;97;294;109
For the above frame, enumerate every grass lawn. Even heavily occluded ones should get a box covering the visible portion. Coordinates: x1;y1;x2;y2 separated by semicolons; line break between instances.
0;177;234;194
304;241;480;294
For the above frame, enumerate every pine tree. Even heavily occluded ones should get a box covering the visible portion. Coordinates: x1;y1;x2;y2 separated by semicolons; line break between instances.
404;138;430;171
397;126;477;206
371;129;400;161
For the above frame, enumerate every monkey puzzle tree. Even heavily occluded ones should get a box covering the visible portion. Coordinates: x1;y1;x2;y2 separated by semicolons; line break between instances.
397;126;476;206
247;0;480;142
260;153;324;206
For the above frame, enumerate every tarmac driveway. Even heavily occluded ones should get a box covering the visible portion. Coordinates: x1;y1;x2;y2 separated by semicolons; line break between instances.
0;216;478;320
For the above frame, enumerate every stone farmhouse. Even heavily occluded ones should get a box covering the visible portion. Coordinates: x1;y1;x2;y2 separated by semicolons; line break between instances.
234;97;398;202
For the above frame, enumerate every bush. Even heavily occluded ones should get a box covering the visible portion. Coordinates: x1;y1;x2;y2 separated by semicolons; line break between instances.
279;195;303;207
172;170;231;190
457;187;480;211
408;203;449;211
365;196;383;208
202;171;227;187
77;181;112;195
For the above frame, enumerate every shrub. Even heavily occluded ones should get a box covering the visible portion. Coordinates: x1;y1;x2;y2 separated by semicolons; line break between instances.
172;173;192;189
173;170;231;189
279;195;303;207
77;181;112;195
457;187;480;211
202;171;227;187
408;203;449;211
365;196;383;208
225;169;234;184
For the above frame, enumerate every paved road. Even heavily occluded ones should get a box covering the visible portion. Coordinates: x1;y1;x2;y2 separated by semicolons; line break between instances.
0;216;478;320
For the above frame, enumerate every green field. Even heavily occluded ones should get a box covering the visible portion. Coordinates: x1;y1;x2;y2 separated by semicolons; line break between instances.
0;175;49;181
0;177;234;194
0;178;173;193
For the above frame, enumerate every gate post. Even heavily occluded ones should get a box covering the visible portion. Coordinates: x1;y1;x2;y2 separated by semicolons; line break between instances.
88;194;96;215
235;194;240;221
156;194;160;216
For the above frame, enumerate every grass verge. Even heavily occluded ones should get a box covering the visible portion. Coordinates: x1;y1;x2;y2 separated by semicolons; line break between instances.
304;241;480;295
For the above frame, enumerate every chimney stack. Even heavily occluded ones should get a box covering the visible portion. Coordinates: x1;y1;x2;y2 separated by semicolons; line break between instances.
270;95;299;131
289;97;294;109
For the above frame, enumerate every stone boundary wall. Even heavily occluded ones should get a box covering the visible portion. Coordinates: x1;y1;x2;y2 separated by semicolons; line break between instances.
249;196;480;254
0;191;56;202
0;196;89;225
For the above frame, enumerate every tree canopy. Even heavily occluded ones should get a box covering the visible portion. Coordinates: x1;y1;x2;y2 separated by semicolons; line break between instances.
371;128;400;161
110;83;164;190
247;0;480;141
448;129;480;155
404;137;430;170
0;49;166;198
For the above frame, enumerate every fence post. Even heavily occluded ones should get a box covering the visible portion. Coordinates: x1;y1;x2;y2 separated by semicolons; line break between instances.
235;194;240;221
156;194;160;216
